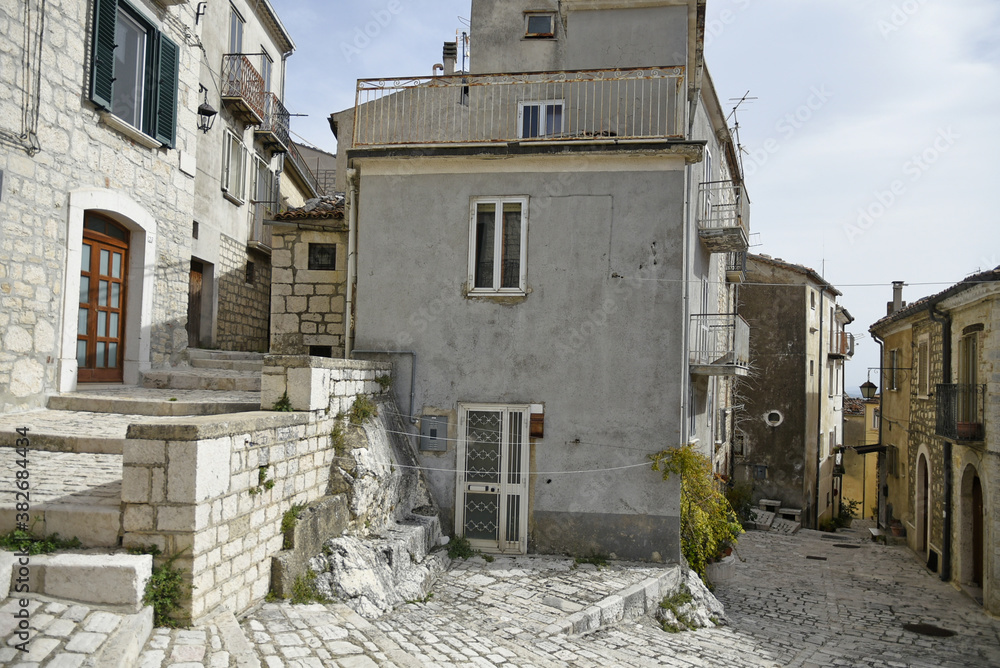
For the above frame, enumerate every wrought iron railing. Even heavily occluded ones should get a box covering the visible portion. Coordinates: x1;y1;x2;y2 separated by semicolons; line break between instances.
221;54;265;123
936;383;986;441
689;313;750;370
697;180;749;235
352;66;686;146
830;332;854;357
726;251;746;276
258;92;290;150
284;142;321;199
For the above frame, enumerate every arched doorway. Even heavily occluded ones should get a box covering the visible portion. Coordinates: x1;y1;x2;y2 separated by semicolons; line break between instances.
916;453;930;555
960;464;984;588
78;214;129;382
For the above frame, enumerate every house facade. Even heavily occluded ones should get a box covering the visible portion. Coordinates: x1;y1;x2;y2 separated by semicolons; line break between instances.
870;269;1000;614
0;0;295;413
842;397;879;520
329;0;749;561
735;254;853;528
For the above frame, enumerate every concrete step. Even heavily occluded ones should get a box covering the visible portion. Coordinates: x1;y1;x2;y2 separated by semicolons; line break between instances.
186;348;265;362
190;357;264;372
47;387;261;416
141;368;261;392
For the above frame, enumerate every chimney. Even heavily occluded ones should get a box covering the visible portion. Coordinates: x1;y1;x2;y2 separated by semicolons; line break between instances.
442;42;457;75
888;281;905;314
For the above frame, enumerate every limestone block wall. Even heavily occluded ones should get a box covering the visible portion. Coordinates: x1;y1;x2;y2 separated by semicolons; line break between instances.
215;235;271;353
269;224;348;357
119;356;392;623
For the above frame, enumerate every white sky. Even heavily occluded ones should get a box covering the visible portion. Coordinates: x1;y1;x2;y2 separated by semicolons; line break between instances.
269;0;1000;394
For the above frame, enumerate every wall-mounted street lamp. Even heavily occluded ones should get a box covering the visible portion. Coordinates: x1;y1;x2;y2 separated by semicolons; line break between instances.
197;85;217;134
860;379;878;400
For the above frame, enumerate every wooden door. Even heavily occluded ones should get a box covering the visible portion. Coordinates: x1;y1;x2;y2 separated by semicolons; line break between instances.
78;215;128;382
973;476;984;586
187;260;203;348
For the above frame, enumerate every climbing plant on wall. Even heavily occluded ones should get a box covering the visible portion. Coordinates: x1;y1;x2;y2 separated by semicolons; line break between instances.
649;444;744;582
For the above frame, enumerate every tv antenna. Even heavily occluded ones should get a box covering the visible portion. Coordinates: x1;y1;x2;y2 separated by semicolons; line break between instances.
727;91;756;178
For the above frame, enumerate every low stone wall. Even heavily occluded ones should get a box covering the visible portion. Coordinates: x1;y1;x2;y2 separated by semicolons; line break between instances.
119;356;392;623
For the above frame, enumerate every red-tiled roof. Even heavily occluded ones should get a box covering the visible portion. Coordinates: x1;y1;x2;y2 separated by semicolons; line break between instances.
273;195;345;221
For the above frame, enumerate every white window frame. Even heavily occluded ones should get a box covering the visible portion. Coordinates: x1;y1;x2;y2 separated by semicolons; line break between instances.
468;196;528;295
222;130;248;204
517;100;564;138
524;12;556;38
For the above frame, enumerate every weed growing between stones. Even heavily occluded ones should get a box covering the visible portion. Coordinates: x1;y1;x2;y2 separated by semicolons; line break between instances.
290;570;330;605
281;504;307;550
447;535;476;559
272;391;293;412
0;527;81;555
349;395;378;425
331;421;347;457
249;465;276;496
375;374;392;391
573;553;609;569
658;586;696;633
405;592;434;604
649;444;744;582
141;548;187;627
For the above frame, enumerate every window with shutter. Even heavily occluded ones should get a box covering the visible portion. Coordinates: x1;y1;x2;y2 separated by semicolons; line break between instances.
89;0;179;147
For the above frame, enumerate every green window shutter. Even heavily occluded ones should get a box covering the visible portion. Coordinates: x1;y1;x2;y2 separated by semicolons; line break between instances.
154;33;179;147
90;0;118;109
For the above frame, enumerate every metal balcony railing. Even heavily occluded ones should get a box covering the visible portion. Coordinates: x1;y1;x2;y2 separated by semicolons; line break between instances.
284;142;321;199
689;313;750;376
697;180;749;253
829;332;854;358
936;384;986;442
352;67;686;147
221;54;265;125
726;251;746;283
256;92;290;152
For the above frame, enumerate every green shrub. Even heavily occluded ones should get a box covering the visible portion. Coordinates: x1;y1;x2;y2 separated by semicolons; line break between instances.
331;421;347;456
143;550;187;627
0;528;81;555
375;375;392;391
290;570;329;604
837;498;860;528
649;445;744;582
272;391;293;412
573;553;609;569
281;504;307;550
349;395;378;425
447;535;476;560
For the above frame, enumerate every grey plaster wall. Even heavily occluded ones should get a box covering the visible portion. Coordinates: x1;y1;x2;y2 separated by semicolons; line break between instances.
351;155;686;562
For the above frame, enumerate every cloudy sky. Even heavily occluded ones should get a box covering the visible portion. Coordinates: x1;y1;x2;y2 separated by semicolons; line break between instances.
269;0;1000;394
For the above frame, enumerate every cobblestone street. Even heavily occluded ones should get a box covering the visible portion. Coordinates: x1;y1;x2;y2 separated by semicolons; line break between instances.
220;527;1000;667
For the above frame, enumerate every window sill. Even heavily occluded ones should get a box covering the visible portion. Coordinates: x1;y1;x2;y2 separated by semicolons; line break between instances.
466;290;528;304
222;191;245;206
99;112;163;150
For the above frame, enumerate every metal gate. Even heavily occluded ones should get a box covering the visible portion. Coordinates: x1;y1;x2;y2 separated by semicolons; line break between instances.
456;405;529;554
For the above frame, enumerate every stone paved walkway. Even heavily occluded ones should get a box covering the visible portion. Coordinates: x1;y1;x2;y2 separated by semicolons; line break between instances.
5;529;1000;666
0;450;121;506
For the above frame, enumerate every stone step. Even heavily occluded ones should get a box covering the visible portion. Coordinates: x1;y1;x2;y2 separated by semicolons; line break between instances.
185;348;265;362
0;504;122;548
2;551;152;612
141;368;262;392
47;387;261;416
189;357;264;372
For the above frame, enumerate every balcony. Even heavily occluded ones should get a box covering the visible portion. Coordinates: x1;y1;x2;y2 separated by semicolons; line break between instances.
689;314;750;376
351;67;686;147
249;202;273;253
726;251;746;283
221;54;265;125
936;384;986;442
697;180;749;253
829;332;855;359
256;92;290;152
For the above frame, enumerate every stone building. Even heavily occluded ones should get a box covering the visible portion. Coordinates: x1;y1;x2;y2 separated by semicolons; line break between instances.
842;396;879;520
325;0;750;561
0;0;297;413
869;268;1000;614
735;254;854;528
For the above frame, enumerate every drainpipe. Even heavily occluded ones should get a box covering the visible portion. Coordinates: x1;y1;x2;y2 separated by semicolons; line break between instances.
680;160;692;447
871;331;886;529
350;349;417;424
929;303;953;582
814;286;826;529
345;168;358;357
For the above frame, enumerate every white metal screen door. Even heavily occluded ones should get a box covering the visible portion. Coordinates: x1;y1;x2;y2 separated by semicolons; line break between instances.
456;405;529;554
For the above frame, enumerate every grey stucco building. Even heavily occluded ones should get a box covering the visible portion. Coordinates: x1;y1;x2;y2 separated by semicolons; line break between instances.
330;0;749;561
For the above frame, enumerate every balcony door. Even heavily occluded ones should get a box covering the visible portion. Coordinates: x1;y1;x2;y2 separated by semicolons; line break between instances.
78;214;128;382
958;333;978;422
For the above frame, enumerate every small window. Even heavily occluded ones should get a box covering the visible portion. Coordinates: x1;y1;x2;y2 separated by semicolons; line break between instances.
309;345;333;358
810;290;816;309
192;220;199;239
308;243;337;271
222;131;248;202
764;410;783;427
917;339;929;396
469;197;527;294
754;465;767;480
810;360;814;376
245;261;255;284
518;101;563;138
525;13;555;38
872;409;880;430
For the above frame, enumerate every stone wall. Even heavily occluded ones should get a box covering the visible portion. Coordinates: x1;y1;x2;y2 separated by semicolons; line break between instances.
119;357;392;623
269;223;348;357
215;235;271;353
0;0;200;410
